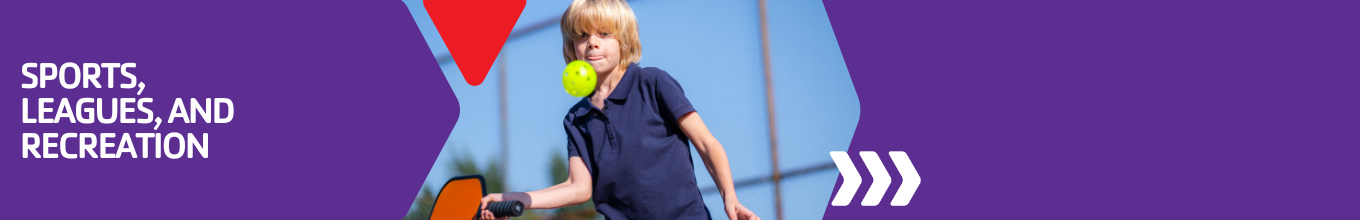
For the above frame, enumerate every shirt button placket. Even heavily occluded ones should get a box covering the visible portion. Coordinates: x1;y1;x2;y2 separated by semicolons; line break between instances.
603;102;620;149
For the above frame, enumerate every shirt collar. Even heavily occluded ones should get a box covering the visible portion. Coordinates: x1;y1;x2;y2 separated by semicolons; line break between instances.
572;99;593;117
570;63;639;117
606;63;640;101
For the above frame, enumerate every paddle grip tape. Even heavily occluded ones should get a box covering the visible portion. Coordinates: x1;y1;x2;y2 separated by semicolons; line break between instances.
487;200;524;217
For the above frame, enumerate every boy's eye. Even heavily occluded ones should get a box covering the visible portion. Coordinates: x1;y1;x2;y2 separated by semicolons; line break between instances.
577;32;610;38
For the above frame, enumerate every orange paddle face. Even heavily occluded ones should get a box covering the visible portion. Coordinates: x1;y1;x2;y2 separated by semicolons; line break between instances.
430;175;486;220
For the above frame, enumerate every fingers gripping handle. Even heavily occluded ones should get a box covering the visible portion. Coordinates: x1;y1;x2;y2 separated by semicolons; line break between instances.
486;200;524;218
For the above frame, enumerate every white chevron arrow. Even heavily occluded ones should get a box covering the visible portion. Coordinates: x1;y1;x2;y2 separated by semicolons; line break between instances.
830;151;922;206
829;151;859;206
889;151;920;206
860;151;891;206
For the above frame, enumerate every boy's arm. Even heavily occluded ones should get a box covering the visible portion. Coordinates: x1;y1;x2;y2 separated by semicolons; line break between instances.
678;112;737;202
480;156;593;218
524;156;593;208
678;112;761;220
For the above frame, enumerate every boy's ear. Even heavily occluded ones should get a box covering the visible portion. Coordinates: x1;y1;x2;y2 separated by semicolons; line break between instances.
430;175;487;220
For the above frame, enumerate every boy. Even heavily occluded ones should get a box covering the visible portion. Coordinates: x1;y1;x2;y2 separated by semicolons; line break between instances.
479;0;760;219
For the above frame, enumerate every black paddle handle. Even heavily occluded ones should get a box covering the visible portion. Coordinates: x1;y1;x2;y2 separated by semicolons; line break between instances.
487;200;524;217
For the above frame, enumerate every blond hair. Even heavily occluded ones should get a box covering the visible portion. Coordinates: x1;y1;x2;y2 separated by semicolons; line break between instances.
560;0;641;73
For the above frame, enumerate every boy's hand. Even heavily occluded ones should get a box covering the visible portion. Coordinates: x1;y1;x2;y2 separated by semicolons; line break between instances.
724;201;761;220
478;193;508;220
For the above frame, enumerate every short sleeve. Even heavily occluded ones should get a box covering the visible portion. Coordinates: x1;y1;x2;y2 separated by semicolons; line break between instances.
564;117;581;157
654;70;696;121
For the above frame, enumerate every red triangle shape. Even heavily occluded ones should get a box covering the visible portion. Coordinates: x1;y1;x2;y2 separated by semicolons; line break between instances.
424;0;526;86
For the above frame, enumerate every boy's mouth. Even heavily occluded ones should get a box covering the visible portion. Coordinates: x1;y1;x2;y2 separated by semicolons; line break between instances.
586;55;605;61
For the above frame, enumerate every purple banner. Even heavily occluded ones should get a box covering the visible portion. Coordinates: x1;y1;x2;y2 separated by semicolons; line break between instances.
1;1;455;219
2;0;1356;219
822;0;1357;219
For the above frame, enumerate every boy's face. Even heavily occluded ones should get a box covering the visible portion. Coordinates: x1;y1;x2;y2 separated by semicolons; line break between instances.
574;29;622;74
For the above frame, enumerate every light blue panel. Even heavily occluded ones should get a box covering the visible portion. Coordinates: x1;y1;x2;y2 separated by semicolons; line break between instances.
767;0;859;170
514;0;577;31
766;1;859;217
780;169;842;220
402;0;858;217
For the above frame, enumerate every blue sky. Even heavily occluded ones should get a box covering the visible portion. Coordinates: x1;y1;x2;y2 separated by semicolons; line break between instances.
400;0;859;219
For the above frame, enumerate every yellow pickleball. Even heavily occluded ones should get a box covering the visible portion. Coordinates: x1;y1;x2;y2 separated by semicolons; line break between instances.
562;60;597;97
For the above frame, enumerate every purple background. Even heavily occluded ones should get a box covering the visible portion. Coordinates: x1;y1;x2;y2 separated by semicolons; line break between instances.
1;1;455;219
3;0;1356;219
822;0;1357;219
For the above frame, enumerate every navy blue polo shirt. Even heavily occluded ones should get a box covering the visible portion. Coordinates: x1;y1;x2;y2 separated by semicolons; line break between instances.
563;63;710;220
